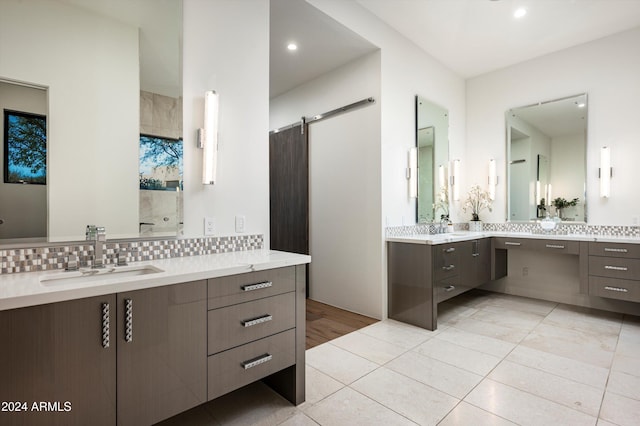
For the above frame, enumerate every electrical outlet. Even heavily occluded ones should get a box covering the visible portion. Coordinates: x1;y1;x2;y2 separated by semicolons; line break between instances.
522;267;529;276
204;217;215;236
235;216;245;233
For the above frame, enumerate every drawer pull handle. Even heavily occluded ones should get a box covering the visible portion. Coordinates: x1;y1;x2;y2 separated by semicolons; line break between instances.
604;248;628;253
505;242;521;246
443;247;456;253
605;265;628;271
242;353;273;370
604;286;629;293
546;244;565;249
241;314;273;327
124;298;133;343
472;253;480;257
444;285;456;292
101;302;110;349
241;281;273;292
442;264;455;271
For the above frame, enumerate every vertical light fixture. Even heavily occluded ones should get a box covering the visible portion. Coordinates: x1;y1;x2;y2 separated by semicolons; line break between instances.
488;159;497;200
407;148;418;198
199;90;219;185
451;159;461;201
600;146;611;198
438;165;446;201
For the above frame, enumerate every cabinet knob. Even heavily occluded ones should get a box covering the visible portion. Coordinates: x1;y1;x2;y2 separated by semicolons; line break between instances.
444;285;456;292
443;247;456;253
442;264;455;271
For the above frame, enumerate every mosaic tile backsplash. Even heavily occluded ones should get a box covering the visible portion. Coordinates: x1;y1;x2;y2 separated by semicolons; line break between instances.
386;222;640;238
0;234;263;275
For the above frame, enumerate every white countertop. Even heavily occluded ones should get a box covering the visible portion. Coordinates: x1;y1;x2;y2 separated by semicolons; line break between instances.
0;249;311;311
386;231;640;245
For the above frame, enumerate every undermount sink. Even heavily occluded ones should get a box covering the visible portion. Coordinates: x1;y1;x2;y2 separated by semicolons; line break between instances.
40;265;164;286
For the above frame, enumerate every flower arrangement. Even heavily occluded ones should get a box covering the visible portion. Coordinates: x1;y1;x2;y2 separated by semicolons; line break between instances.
433;185;450;221
551;197;579;210
463;185;492;221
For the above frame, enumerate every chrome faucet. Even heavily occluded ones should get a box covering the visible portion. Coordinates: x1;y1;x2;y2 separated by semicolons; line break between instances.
86;225;106;268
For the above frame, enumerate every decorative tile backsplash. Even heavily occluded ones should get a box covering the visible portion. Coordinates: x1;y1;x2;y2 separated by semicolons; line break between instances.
0;234;263;275
386;222;640;238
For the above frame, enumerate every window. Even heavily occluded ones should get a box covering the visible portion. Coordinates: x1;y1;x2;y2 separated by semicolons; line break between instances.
139;134;183;191
3;110;47;184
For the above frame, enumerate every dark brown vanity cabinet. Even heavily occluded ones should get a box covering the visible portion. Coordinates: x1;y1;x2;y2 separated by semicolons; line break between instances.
0;295;117;426
117;280;207;426
388;238;491;331
588;242;640;303
206;266;305;405
0;280;207;426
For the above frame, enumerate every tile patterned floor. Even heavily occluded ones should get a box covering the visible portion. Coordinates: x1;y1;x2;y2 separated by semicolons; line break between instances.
160;290;640;425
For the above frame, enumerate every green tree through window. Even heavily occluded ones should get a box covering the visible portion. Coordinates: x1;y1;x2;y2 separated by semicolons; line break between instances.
3;110;47;184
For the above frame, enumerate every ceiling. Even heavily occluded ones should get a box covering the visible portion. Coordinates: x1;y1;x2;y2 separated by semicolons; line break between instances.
270;0;377;98
270;0;640;97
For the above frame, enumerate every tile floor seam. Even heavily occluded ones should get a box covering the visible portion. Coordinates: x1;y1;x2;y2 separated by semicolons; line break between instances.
345;374;425;426
595;325;623;422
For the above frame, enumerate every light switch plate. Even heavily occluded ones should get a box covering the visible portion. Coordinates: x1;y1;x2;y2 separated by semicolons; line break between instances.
235;216;245;233
204;217;215;236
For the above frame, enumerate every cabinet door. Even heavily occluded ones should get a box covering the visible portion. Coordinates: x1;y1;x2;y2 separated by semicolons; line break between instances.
0;295;116;426
116;280;206;426
460;239;491;288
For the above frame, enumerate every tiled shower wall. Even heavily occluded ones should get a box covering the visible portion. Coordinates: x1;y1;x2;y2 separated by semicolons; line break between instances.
0;234;263;274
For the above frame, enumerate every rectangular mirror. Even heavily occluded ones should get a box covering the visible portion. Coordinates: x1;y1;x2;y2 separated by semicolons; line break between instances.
0;0;182;244
416;95;449;223
506;94;587;222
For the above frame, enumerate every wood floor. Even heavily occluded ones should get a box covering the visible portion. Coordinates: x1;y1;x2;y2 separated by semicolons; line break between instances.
305;299;379;350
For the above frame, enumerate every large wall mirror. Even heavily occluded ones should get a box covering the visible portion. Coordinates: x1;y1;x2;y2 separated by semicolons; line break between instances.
506;94;587;222
416;95;449;223
0;0;182;244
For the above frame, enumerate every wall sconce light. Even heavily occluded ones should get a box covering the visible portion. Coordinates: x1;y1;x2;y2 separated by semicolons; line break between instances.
600;146;611;198
198;90;219;185
407;147;418;198
438;165;447;201
451;159;461;201
488;159;497;200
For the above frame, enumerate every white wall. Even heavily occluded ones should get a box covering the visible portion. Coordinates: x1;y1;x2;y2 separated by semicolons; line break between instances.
467;27;640;225
182;0;270;243
0;82;47;239
550;132;586;221
270;52;382;318
0;0;140;241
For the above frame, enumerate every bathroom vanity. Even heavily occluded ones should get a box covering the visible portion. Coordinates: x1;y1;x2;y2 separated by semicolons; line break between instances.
388;232;640;331
0;250;309;426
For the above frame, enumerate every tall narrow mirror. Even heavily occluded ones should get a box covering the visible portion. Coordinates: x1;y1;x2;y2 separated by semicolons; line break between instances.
506;94;587;222
416;95;449;223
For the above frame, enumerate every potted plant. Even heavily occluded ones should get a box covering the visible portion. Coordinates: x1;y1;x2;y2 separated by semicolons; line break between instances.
551;197;579;220
463;185;492;231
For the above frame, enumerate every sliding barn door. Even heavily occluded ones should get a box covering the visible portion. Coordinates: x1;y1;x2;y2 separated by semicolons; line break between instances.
269;125;309;269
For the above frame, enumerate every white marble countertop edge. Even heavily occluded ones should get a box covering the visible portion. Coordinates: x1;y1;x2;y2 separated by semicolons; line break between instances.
386;231;640;245
0;249;311;311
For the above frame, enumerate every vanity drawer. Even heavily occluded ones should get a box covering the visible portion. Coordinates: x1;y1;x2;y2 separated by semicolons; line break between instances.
207;329;295;401
493;237;529;251
589;242;640;259
208;292;295;355
207;266;295;309
435;275;468;304
589;276;640;303
588;256;640;280
529;239;580;255
434;243;459;281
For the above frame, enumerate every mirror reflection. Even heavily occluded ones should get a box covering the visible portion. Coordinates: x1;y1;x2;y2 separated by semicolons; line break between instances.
506;94;587;222
416;96;449;223
0;0;182;244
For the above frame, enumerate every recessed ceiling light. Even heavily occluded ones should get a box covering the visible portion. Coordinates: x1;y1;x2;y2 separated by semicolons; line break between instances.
514;7;527;18
287;43;298;51
577;103;586;108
